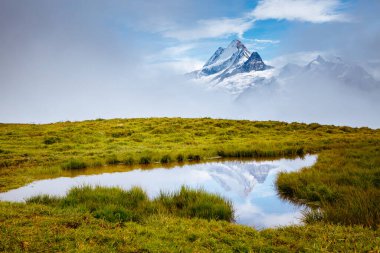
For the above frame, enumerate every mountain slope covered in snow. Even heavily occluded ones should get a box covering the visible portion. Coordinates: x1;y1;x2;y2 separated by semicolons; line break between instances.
189;40;379;96
189;40;273;94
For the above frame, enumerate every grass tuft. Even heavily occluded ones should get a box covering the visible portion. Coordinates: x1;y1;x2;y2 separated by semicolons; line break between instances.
139;156;151;164
124;157;135;165
155;186;234;221
43;136;61;145
26;185;234;223
61;159;87;170
106;154;120;165
176;154;184;162
160;155;172;164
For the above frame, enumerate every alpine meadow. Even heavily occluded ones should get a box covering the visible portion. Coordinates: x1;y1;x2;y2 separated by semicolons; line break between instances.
1;0;380;252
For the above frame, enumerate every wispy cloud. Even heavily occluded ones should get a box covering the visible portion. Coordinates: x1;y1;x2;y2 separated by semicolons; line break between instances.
158;0;348;42
239;37;280;52
146;44;204;72
159;44;197;58
251;0;348;23
149;58;204;73
161;17;254;41
254;39;280;44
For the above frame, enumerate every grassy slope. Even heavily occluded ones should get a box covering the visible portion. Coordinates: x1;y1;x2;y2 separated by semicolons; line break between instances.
277;144;380;227
1;117;380;251
0;117;378;191
1;202;379;252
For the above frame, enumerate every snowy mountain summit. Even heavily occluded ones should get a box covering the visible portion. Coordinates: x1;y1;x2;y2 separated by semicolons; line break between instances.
201;39;251;76
189;39;274;94
189;40;379;95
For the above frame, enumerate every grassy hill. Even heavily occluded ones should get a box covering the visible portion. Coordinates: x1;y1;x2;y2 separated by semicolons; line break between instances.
0;117;379;251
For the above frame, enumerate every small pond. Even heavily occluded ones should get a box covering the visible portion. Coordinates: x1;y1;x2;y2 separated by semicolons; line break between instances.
0;155;317;228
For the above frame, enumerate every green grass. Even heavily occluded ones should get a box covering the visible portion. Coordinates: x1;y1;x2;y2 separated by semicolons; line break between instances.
27;185;234;223
105;154;120;165
160;154;172;163
61;159;87;170
155;186;234;222
0;201;379;252
2;117;370;191
1;117;380;251
276;145;380;228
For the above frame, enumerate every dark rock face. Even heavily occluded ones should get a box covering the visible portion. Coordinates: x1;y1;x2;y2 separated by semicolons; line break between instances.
241;52;268;72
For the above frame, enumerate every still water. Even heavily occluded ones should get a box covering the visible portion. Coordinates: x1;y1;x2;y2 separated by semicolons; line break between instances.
0;155;317;228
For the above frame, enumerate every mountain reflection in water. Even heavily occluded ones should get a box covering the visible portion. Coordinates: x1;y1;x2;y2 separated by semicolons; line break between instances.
0;155;317;228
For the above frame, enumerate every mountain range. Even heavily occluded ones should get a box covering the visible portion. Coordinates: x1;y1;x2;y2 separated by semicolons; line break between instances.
189;39;380;95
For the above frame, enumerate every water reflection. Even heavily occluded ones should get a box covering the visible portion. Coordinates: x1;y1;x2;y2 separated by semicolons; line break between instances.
0;155;317;228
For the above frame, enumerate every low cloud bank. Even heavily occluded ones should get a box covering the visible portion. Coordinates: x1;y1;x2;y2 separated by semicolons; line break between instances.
237;71;380;128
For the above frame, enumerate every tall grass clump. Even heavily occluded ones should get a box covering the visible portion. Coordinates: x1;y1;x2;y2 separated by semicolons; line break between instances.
124;157;135;165
27;185;234;223
61;159;87;170
27;186;151;222
176;154;184;162
301;208;324;224
43;136;61;145
160;155;172;164
106;154;120;165
139;156;151;164
187;154;201;161
155;186;234;222
321;189;380;229
90;160;103;167
61;186;148;208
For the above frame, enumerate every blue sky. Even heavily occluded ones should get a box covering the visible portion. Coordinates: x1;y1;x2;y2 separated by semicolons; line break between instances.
134;0;361;71
0;0;379;123
1;0;377;73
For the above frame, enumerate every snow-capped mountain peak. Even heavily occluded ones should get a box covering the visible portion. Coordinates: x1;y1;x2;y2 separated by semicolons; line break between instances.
227;39;246;50
199;39;251;76
189;41;379;96
189;39;274;94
